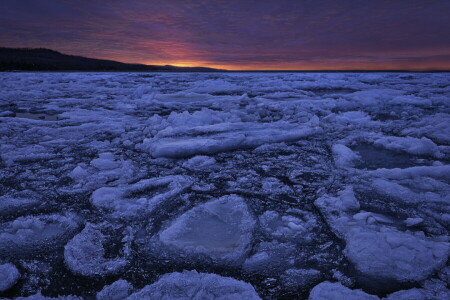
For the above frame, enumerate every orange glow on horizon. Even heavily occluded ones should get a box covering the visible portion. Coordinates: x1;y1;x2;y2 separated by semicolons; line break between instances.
134;59;450;71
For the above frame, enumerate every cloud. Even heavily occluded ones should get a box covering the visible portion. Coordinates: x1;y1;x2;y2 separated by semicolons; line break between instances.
1;0;449;69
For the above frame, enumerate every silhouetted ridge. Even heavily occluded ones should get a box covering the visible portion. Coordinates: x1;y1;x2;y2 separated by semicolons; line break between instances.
0;47;223;72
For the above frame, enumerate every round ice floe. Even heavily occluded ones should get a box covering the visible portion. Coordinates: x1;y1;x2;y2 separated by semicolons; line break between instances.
158;195;255;264
0;263;20;292
127;270;261;300
0;213;80;256
64;223;131;277
308;281;379;300
91;175;192;219
97;279;133;300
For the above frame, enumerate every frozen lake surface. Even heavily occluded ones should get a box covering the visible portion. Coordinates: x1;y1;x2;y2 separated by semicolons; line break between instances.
0;72;449;299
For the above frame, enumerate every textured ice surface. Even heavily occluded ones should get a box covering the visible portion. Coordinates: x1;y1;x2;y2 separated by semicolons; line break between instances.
0;263;20;292
0;72;449;298
127;270;261;300
0;213;80;257
96;280;133;300
309;281;378;300
158;195;255;264
91;175;192;219
64;223;131;277
315;187;449;284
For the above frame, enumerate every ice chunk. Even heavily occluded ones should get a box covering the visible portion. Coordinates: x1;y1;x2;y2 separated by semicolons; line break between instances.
315;188;450;283
344;226;449;282
127;270;261;300
64;223;131;277
315;186;360;216
374;136;443;158
68;165;88;180
91;175;192;219
0;263;20;292
259;210;319;243
97;279;133;300
384;288;427;300
141;118;320;158
332;144;360;168
182;155;217;170
90;152;121;170
0;194;41;216
390;95;432;107
405;218;423;227
158;195;255;264
309;281;379;300
0;213;80;256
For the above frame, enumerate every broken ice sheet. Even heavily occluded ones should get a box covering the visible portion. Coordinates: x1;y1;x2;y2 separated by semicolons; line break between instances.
0;72;449;299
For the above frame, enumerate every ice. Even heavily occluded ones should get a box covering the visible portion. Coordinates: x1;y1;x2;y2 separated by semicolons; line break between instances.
139;108;320;158
259;210;319;243
332;144;361;168
0;193;41;216
90;152;121;170
374;136;443;158
126;270;261;300
157;195;255;264
384;288;427;300
308;281;379;300
182;155;217;170
0;213;80;256
0;72;449;298
64;223;132;277
405;217;423;227
0;263;20;292
315;187;450;284
343;226;449;283
91;175;192;219
97;279;133;300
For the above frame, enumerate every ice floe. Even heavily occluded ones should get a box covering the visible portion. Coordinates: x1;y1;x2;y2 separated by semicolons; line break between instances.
127;270;261;300
0;213;80;257
64;223;132;277
157;195;255;264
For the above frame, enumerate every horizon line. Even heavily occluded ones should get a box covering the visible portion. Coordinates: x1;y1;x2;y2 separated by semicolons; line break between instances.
2;46;450;73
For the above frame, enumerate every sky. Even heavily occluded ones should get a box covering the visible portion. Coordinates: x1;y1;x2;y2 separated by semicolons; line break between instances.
1;0;450;70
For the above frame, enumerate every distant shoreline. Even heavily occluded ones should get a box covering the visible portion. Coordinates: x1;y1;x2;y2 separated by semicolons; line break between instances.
1;48;449;73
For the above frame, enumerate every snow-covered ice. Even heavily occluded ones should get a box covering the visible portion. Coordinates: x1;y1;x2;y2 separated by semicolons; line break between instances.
0;72;449;298
126;270;261;300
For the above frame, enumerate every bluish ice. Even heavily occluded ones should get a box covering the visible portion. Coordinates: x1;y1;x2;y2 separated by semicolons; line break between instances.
0;72;449;299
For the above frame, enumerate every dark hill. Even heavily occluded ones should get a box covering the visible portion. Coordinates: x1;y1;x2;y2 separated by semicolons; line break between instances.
0;47;223;72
